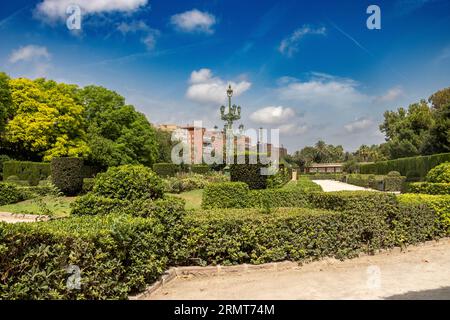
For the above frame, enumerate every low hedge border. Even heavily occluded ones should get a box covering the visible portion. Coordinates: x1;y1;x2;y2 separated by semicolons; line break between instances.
408;182;450;195
0;183;25;205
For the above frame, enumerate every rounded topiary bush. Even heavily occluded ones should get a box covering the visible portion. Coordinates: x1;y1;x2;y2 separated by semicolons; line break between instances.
93;164;164;201
387;171;401;177
426;162;450;183
51;157;84;195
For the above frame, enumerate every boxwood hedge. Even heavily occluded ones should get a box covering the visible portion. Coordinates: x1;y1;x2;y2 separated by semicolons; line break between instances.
0;182;25;205
51;158;83;196
408;182;450;195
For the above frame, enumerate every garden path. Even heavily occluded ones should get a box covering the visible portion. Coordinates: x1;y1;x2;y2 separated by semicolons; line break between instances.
311;179;375;192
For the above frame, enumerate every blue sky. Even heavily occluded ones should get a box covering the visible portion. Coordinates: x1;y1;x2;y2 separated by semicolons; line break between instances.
1;0;450;152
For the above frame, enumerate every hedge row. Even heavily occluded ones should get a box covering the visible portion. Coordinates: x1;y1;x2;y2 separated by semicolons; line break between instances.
172;204;444;266
229;163;268;190
0;214;170;299
152;163;179;177
359;152;450;179
398;194;450;230
343;173;406;192
408;182;450;195
2;161;51;184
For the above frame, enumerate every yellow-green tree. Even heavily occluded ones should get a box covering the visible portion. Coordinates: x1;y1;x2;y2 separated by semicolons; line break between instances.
5;78;89;160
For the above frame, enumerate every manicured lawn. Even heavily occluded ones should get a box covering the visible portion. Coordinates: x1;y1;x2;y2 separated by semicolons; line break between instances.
0;196;76;218
169;189;203;210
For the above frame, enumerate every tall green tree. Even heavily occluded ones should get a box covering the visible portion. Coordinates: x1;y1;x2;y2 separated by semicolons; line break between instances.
0;72;12;134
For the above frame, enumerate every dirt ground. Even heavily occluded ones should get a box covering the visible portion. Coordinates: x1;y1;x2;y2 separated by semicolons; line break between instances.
0;212;47;223
147;238;450;300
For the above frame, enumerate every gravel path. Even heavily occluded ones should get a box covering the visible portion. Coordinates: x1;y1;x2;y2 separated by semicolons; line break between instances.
312;179;374;192
146;239;450;300
0;212;47;223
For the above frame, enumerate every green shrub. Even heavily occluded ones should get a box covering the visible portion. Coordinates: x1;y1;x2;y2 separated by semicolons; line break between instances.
153;163;179;177
202;182;250;209
384;173;406;192
172;204;444;266
93;165;164;201
229;163;268;190
360;152;450;178
3;161;50;182
82;178;95;194
283;177;323;192
190;164;210;174
398;194;450;232
0;155;11;180
405;170;421;182
426;162;450;183
267;169;290;189
0;182;25;205
51;158;83;196
247;189;310;208
307;191;398;214
0;214;168;299
408;182;450;195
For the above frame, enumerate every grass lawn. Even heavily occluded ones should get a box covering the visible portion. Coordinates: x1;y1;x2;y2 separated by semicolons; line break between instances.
0;196;76;218
169;189;203;210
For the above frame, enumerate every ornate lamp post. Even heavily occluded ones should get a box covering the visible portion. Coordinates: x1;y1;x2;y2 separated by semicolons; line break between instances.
220;85;242;165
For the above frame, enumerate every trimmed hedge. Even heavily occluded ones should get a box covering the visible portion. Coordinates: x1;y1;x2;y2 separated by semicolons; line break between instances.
3;161;51;182
190;164;210;174
229;163;268;190
408;182;450;195
343;174;405;192
0;183;25;205
284;177;323;192
82;178;95;194
51;158;83;196
0;214;169;299
172;204;444;266
360;152;450;179
202;182;250;209
426;162;450;183
153;163;179;177
398;194;450;231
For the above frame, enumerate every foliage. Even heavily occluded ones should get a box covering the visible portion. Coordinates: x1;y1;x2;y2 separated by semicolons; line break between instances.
359;152;450;178
0;155;11;180
2;160;50;182
342;159;359;173
172;204;444;266
267;168;290;189
287;140;344;170
0;182;25;205
4;78;89;161
398;193;450;231
408;182;450;195
202;182;250;209
82;178;95;194
154;129;176;163
93;165;164;201
51;157;84;196
153;163;179;177
190;164;210;174
229;163;268;190
0;214;169;299
426;162;450;183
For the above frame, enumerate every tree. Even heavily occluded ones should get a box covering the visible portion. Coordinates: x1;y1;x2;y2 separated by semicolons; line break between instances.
379;100;434;159
78;85;159;167
4;78;89;161
429;87;450;110
422;102;450;154
0;72;12;133
155;128;176;163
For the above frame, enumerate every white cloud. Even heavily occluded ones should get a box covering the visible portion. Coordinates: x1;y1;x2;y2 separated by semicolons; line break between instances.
277;73;367;109
170;9;216;34
374;87;404;103
35;0;148;21
344;117;374;133
9;45;50;63
279;123;308;136
186;68;251;104
250;106;296;125
278;25;326;57
117;20;160;51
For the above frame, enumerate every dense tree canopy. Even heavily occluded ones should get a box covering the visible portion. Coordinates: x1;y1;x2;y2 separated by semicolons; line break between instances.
0;74;161;167
286;140;345;170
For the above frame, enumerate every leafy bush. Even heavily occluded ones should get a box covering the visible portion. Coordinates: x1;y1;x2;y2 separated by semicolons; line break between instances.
0;182;25;205
247;189;310;208
408;182;450;195
267;169;290;189
3;161;50;182
172;204;444;266
406;170;421;182
426;162;450;183
398;194;450;231
51;158;83;195
190;164;210;174
344;174;405;192
307;191;398;214
229;163;268;190
153;163;179;177
82;178;95;194
0;214;169;299
384;173;406;192
284;177;323;192
202;182;250;209
93;165;164;201
163;173;208;194
0;155;11;180
359;152;450;178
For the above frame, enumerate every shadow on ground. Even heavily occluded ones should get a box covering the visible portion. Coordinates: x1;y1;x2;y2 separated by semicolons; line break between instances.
385;287;450;300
